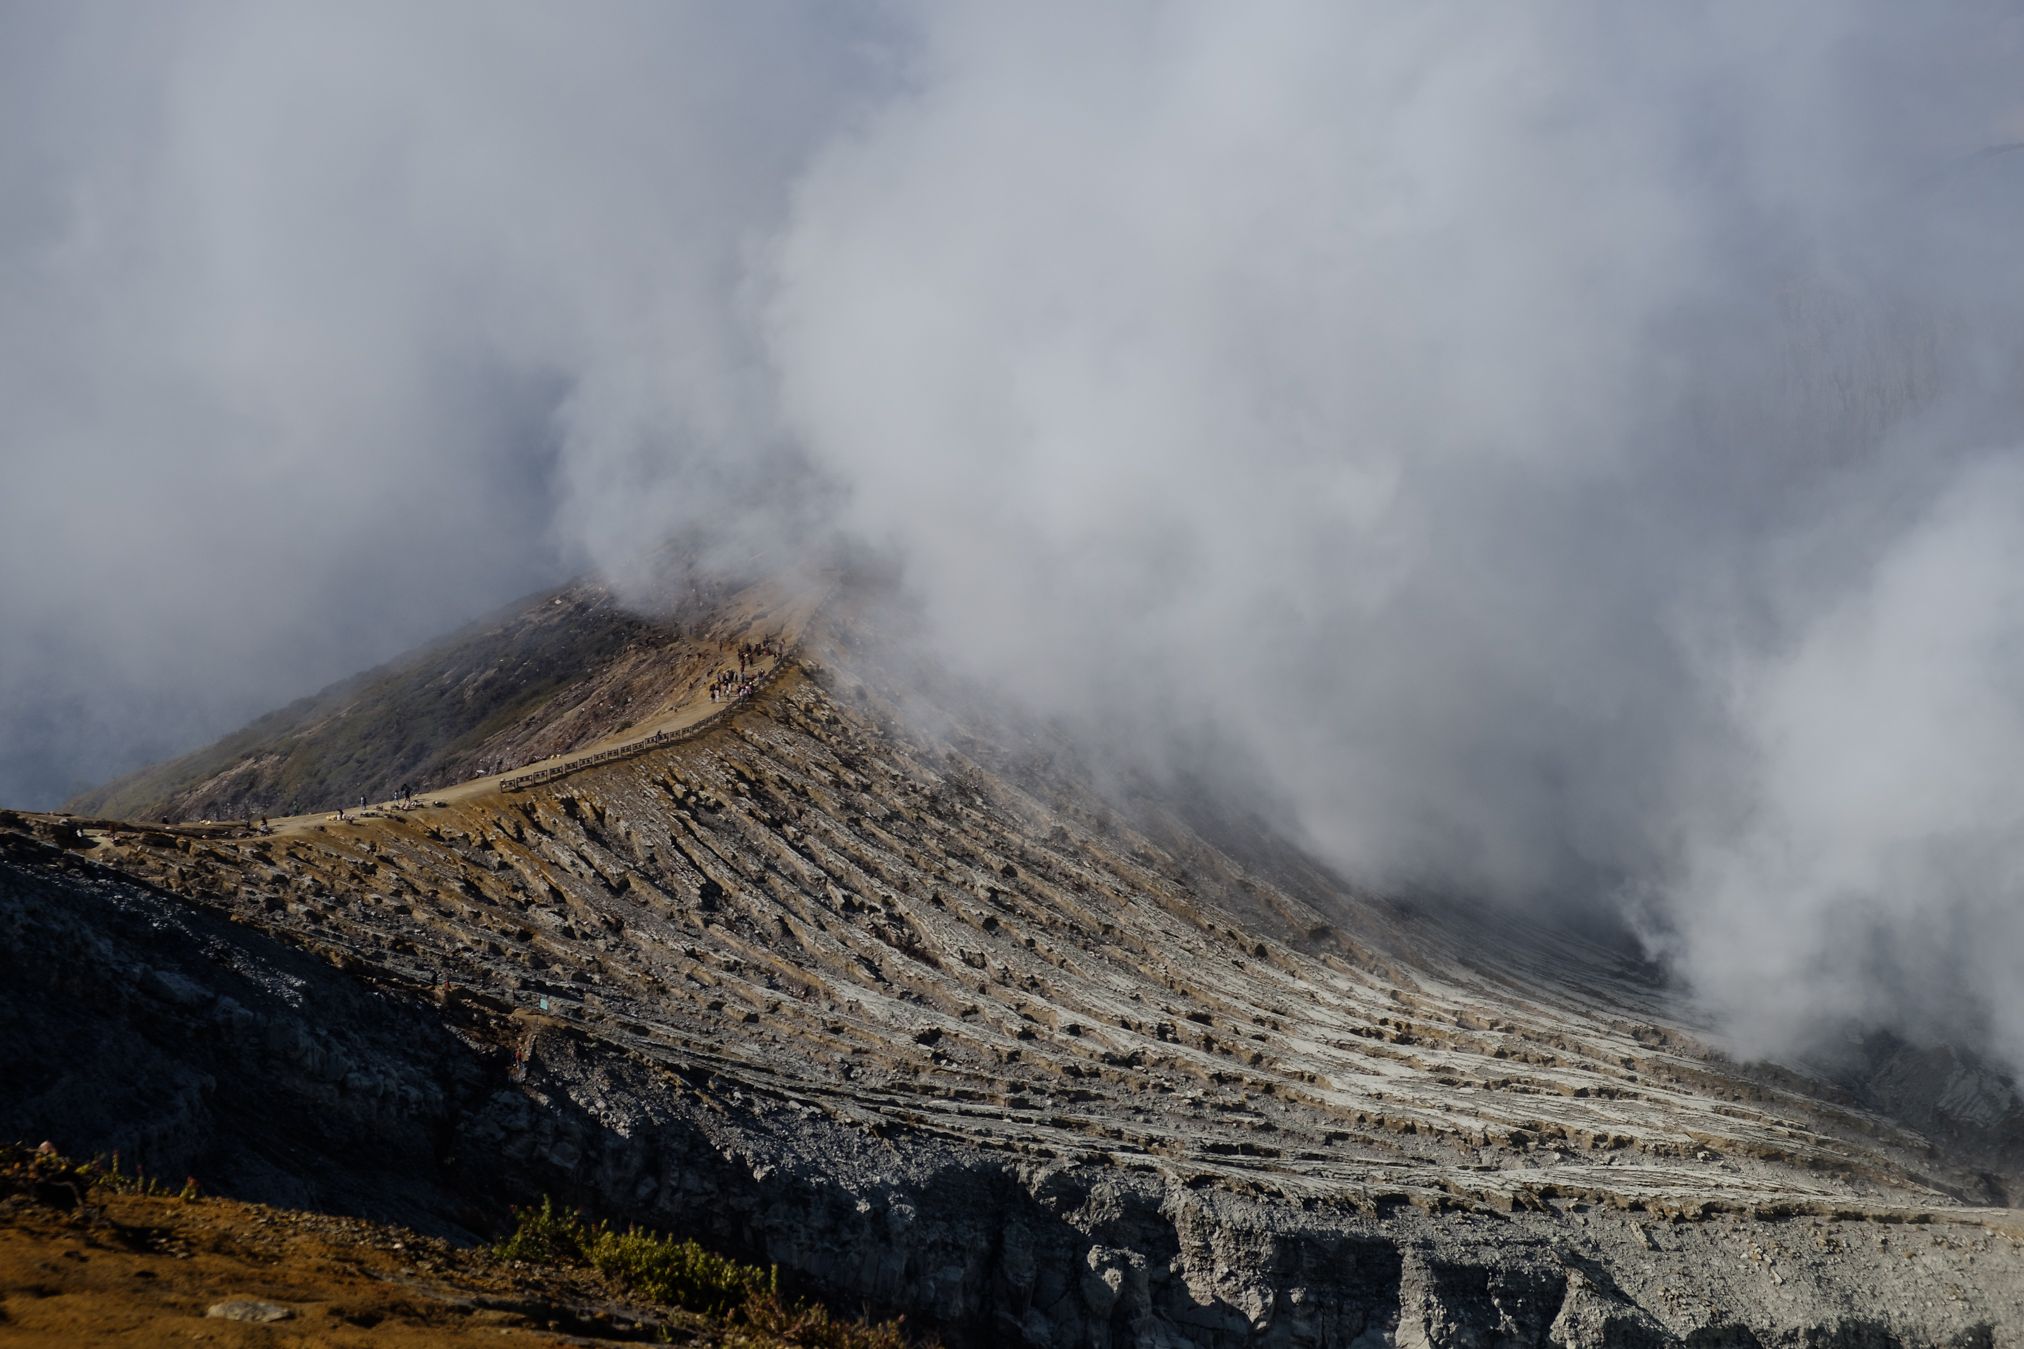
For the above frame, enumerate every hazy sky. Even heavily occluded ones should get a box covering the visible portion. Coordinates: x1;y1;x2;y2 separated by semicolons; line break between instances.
7;2;2024;1074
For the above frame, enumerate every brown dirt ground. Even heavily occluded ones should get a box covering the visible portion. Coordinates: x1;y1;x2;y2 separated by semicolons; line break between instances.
0;1180;746;1346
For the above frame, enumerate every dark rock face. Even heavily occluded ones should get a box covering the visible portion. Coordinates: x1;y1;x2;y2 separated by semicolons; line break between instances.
0;845;489;1232
7;629;2024;1345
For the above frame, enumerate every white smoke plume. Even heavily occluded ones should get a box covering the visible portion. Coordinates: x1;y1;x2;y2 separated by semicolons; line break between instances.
6;2;2024;1073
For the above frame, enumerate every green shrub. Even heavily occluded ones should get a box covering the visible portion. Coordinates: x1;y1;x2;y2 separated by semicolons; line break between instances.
495;1198;922;1347
0;1144;203;1208
496;1199;772;1316
493;1195;588;1264
584;1224;775;1317
739;1294;915;1349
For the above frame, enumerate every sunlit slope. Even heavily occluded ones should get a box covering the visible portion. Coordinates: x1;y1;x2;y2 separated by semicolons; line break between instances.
65;573;799;823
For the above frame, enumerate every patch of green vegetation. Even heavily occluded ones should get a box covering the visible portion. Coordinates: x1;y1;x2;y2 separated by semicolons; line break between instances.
0;1143;198;1207
495;1198;918;1348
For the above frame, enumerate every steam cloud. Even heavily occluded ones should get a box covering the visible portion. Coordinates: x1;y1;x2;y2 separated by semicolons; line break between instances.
6;2;2024;1073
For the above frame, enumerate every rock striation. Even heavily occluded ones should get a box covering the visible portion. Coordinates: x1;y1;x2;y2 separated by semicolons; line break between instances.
5;597;2023;1346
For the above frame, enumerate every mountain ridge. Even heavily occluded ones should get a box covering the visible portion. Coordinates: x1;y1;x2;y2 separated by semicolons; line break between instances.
8;577;2024;1345
64;568;806;823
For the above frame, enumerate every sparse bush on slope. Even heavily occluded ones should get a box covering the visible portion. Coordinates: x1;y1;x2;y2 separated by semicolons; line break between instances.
496;1198;919;1349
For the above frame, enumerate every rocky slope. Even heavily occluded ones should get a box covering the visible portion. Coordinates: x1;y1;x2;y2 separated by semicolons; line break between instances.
65;565;803;823
7;591;2024;1346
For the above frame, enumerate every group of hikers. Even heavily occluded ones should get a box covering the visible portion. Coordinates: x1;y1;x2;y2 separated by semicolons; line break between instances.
738;636;784;670
708;634;785;704
708;669;757;703
288;638;795;827
331;781;427;823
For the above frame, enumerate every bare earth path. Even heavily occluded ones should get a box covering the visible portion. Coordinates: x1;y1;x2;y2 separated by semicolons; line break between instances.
93;589;828;844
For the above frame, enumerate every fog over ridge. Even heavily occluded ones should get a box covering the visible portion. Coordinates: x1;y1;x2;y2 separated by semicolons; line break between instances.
6;2;2024;1074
